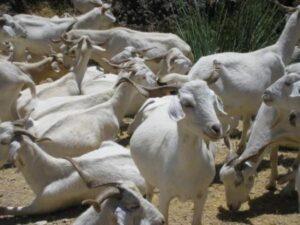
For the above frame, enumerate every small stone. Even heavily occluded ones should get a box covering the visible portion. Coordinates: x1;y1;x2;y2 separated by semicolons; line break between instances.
35;220;47;225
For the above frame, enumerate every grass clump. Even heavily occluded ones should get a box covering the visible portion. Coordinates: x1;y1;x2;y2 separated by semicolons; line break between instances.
174;0;286;60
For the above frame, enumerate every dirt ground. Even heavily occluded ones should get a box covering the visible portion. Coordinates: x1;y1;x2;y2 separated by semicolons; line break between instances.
0;132;299;225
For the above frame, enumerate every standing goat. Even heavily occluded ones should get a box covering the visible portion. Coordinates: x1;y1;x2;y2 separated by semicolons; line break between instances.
130;80;226;225
220;74;300;211
161;4;300;153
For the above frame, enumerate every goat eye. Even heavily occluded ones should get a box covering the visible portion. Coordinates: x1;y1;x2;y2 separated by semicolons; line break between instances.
285;79;292;86
182;101;194;108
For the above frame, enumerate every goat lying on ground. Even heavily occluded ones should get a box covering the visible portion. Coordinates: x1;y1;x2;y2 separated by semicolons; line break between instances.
0;5;115;61
17;36;103;117
69;159;164;225
19;73;155;157
0;132;145;216
63;27;193;74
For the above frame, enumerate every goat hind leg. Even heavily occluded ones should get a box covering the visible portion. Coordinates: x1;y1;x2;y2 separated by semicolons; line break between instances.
237;116;251;154
266;147;279;191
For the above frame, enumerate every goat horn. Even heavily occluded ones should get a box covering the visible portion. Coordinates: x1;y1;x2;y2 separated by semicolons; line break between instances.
277;170;296;185
270;0;297;13
14;128;37;141
114;77;149;97
82;199;102;212
102;58;125;68
82;186;122;213
205;59;221;84
138;84;181;98
96;186;121;204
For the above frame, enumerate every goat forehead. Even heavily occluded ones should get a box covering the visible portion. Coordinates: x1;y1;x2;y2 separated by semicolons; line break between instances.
180;81;214;100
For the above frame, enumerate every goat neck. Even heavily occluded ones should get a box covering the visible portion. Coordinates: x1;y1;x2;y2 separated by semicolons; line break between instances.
15;137;67;194
238;104;297;169
15;57;52;76
109;81;141;123
275;8;300;65
71;47;92;94
176;120;214;169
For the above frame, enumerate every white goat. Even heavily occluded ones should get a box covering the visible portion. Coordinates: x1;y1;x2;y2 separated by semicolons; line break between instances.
17;36;101;117
74;182;165;225
13;54;69;83
149;47;193;77
0;135;145;216
0;60;36;121
23;75;155;157
161;5;300;153
71;0;105;13
130;80;226;225
64;27;193;73
0;6;115;61
220;74;300;211
104;46;192;77
73;181;165;225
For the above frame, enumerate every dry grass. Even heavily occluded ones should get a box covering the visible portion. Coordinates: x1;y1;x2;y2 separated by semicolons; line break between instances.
0;134;299;225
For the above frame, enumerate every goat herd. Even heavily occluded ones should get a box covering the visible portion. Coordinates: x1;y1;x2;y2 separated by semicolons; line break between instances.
0;0;300;224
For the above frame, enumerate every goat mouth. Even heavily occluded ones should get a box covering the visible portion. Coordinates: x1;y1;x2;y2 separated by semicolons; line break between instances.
203;131;221;141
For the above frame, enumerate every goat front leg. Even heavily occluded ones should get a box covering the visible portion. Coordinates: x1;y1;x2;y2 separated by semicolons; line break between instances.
192;193;208;225
266;147;279;191
159;191;172;225
0;194;61;216
237;116;251;155
145;182;155;202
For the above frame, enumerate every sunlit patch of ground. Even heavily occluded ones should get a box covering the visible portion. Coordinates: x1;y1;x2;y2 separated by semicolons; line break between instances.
0;133;299;225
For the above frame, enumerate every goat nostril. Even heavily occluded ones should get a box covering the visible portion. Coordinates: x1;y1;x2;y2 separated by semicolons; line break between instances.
262;90;273;103
211;124;221;135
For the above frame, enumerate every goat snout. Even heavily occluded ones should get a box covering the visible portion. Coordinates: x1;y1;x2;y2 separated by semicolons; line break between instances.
211;124;222;135
262;90;274;105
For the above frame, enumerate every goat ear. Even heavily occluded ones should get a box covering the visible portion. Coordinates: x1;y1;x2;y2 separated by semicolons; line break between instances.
214;95;227;116
168;96;185;121
205;59;222;84
114;207;127;225
92;45;106;52
8;141;21;163
290;85;300;98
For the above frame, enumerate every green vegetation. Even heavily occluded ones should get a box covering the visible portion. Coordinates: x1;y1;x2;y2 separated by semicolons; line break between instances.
174;0;286;60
